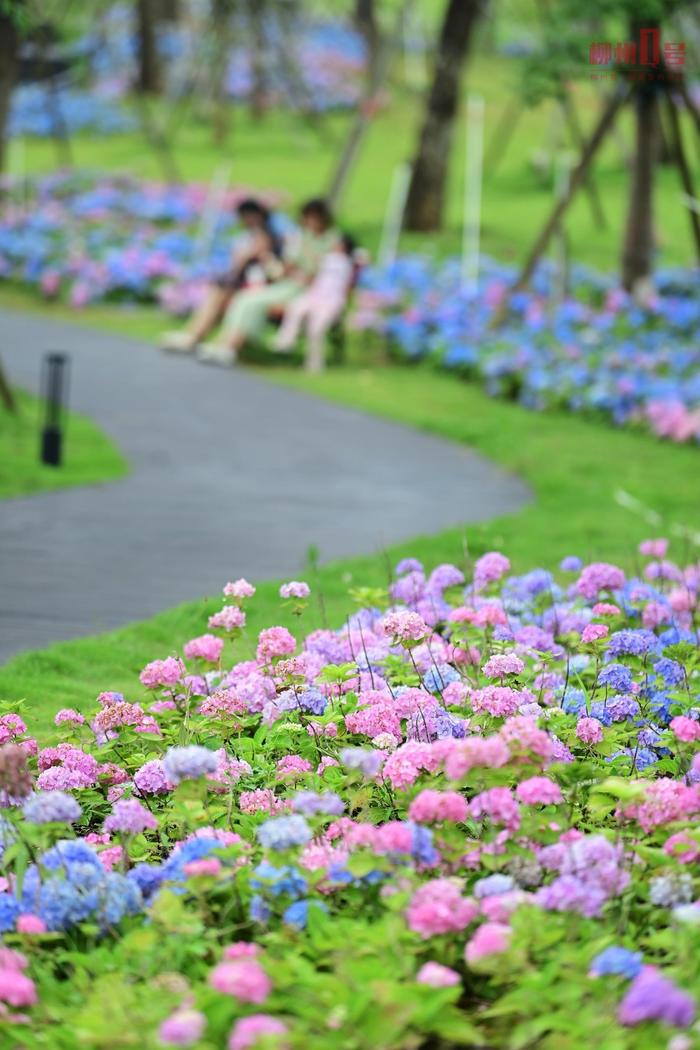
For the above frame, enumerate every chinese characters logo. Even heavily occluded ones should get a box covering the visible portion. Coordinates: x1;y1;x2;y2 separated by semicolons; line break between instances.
589;27;685;80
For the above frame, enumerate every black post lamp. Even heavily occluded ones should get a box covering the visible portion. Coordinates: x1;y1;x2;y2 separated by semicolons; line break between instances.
40;352;69;467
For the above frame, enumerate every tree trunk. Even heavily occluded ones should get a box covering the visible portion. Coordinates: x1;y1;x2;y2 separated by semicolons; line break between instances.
403;0;484;232
0;7;20;174
354;0;381;89
621;82;658;293
159;0;179;20
136;0;162;94
248;0;267;120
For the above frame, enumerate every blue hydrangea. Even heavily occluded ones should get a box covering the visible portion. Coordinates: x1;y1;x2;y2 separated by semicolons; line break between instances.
597;664;634;693
282;898;328;929
562;689;586;716
560;556;583;572
607;629;660;658
249;894;271;924
127;863;164;899
589;946;643;979
0;893;20;933
408;822;439;866
23;791;82;825
473;874;515;899
160;836;223;882
298;688;328;715
654;658;685;686
607;695;641;722
422;665;460;693
257;815;312;851
162;745;218;784
250;862;307;899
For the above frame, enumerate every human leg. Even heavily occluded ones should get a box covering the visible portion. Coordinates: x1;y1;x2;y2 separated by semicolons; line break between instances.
304;296;345;373
159;285;230;352
274;293;314;351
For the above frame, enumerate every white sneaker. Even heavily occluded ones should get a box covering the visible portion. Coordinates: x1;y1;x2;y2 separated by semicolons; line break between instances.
196;342;236;367
160;331;197;353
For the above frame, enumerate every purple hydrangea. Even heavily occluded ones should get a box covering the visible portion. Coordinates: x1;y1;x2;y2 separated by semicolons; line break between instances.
618;967;695;1027
104;798;158;835
291;791;344;816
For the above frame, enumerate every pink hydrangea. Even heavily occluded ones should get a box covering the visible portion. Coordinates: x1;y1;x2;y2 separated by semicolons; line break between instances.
139;657;184;689
576;563;625;600
465;922;511;965
406;878;478;938
54;709;85;726
443;736;510;780
664;832;700;864
209;606;246;631
470;787;520;830
134;759;174;795
474;552;511;589
223;579;256;601
581;624;609;644
224;942;261;959
408;789;469;824
0;714;27;744
183;634;224;663
275;755;312;780
382;611;430;644
257;627;296;663
623;779;700;832
184;858;222;878
592;602;621;617
482;653;524;679
576;717;604;744
670;716;700;743
471;685;523;717
228;1015;288;1050
0;968;37;1007
639;538;668;558
279;581;310;599
159;1008;206;1046
416;962;461;987
16;915;46;935
515;776;562;806
209;959;271;1004
239;789;288;815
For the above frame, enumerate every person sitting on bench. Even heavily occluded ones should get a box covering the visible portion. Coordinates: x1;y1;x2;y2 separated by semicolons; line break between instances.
197;198;337;367
273;233;356;373
159;198;283;354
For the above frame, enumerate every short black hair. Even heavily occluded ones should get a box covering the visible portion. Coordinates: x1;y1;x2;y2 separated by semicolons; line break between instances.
300;197;333;226
340;232;357;255
237;198;270;221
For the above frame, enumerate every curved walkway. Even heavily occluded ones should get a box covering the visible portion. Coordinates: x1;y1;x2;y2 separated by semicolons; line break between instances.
0;310;530;661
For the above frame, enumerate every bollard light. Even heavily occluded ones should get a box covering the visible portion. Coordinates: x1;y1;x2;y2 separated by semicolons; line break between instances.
40;352;69;467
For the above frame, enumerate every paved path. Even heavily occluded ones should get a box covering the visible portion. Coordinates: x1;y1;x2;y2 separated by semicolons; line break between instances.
0;311;530;661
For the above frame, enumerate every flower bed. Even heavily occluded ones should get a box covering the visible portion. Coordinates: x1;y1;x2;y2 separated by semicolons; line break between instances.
1;542;700;1047
8;12;365;139
354;256;700;444
0;172;285;308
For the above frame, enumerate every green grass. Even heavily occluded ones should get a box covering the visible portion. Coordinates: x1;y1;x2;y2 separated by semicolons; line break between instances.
10;54;699;271
0;386;127;499
1;55;697;732
1;339;697;735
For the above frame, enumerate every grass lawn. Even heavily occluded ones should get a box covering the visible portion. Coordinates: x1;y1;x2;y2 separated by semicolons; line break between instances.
0;386;127;499
10;54;699;271
1;312;697;735
1;55;697;733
